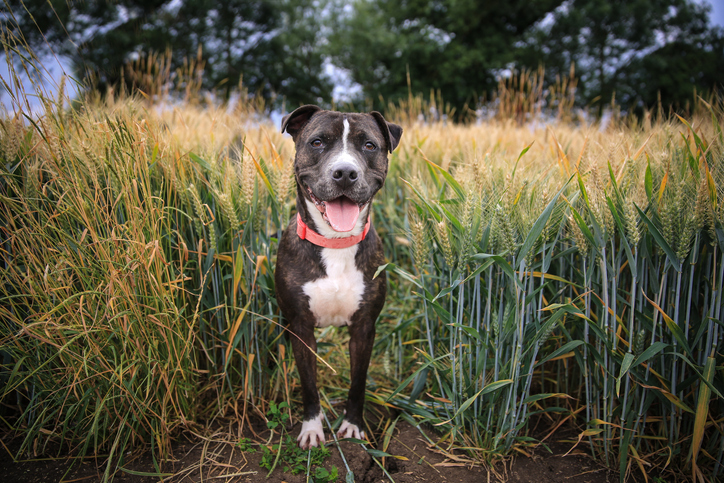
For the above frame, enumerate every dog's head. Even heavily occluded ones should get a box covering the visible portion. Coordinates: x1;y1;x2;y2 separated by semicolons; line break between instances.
282;105;402;235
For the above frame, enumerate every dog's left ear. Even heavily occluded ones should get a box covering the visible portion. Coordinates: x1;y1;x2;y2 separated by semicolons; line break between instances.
282;105;323;141
370;112;403;154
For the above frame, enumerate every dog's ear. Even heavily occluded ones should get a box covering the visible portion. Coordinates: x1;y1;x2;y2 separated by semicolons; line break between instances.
282;105;322;140
370;111;403;153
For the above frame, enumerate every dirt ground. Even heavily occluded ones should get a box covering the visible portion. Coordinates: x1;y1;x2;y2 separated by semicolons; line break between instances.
0;415;617;483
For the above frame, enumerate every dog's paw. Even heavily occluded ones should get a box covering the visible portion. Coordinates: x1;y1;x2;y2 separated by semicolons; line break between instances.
297;414;325;450
337;419;365;440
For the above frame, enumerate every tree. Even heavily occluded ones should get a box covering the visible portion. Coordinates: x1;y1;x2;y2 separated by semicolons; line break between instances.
2;0;332;108
519;0;724;114
326;0;564;114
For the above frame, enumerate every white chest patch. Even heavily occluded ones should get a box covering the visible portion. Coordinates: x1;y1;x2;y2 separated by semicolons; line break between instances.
302;246;365;327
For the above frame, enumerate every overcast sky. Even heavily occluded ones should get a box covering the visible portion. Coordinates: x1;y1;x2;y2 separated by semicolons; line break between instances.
703;0;724;26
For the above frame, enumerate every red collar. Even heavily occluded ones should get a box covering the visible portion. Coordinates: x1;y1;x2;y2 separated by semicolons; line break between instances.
296;213;370;249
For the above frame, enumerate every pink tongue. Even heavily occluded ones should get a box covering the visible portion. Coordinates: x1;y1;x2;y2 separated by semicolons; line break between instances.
325;197;360;232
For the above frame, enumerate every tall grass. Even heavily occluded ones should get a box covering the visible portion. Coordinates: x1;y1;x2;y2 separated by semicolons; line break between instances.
0;39;293;478
1;38;723;483
383;96;724;481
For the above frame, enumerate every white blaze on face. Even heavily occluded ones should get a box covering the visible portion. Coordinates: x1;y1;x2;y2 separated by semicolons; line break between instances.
331;117;362;172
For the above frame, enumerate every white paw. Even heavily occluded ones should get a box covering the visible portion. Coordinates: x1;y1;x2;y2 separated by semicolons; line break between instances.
297;413;325;450
337;419;365;440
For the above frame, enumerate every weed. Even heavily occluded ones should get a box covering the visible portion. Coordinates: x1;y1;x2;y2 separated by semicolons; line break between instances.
236;438;256;452
260;434;334;477
260;402;336;479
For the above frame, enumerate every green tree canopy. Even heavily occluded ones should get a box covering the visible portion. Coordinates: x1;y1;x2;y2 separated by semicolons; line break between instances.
3;0;332;108
519;0;724;114
327;0;564;114
328;0;724;116
4;0;723;115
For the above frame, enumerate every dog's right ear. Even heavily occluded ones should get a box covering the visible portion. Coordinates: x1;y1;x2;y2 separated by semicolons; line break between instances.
281;105;322;140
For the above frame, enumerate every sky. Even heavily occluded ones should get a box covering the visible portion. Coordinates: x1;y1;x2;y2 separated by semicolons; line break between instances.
704;0;724;27
2;1;724;113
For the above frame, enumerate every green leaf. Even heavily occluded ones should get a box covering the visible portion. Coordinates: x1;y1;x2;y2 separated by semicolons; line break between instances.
607;160;622;201
692;356;716;467
517;176;569;268
568;204;598;251
436;380;513;426
423;157;465;199
634;204;680;272
632;341;669;367
644;159;653;201
577;171;590;207
377;262;421;288
616;352;635;397
366;449;409;460
386;353;451;402
432;278;461;301
470;253;523;290
189;152;213;171
522;393;572;404
536;341;584;367
511;142;534;180
606;195;635;274
119;467;173;477
480;379;513;396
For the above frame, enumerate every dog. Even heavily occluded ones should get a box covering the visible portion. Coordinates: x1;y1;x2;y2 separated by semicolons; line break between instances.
275;105;402;449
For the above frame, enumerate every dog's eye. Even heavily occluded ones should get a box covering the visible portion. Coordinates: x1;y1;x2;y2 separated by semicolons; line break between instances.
364;142;376;151
310;139;324;148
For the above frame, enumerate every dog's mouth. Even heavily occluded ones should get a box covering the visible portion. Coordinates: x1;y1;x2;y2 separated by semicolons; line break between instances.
307;187;369;232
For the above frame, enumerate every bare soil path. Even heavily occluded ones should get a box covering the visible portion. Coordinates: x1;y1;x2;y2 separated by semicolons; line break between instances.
1;418;616;483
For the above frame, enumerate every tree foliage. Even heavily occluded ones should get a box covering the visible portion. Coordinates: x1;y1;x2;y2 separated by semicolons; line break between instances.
520;0;724;114
327;0;724;115
327;0;564;113
3;0;723;115
3;0;332;108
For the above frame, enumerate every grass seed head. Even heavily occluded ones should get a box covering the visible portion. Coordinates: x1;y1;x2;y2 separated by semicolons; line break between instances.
435;219;455;269
634;329;646;357
188;182;206;240
624;200;641;247
217;191;241;233
409;212;430;272
240;150;256;210
253;197;265;232
456;191;476;272
569;215;589;256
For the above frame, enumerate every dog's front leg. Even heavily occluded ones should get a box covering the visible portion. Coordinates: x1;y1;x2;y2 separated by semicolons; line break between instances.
338;318;376;441
289;318;324;449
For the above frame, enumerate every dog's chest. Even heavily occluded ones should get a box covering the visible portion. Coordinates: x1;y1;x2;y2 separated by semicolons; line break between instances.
302;246;365;327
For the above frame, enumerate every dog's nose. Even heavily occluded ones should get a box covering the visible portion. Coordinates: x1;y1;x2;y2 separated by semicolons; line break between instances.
331;163;358;189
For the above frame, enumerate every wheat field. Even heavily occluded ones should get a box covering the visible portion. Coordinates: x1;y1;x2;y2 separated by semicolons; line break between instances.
1;58;723;482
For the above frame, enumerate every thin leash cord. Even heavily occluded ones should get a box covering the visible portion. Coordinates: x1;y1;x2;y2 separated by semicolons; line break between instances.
319;390;397;483
319;391;353;478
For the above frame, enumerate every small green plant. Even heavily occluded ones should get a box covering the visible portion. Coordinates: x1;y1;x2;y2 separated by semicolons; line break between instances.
260;434;332;475
259;402;337;480
260;434;337;478
266;401;290;431
312;466;339;483
236;437;256;452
